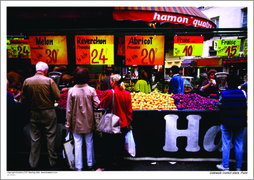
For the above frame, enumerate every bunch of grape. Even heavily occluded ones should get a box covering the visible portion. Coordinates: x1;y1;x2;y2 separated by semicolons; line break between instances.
95;89;106;101
57;91;68;109
172;93;217;110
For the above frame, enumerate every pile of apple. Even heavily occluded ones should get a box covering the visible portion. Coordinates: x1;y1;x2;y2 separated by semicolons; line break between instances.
131;91;177;110
172;93;217;110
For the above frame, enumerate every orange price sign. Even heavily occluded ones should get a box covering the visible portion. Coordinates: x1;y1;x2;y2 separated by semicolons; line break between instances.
125;36;164;65
173;36;203;56
75;35;114;65
29;36;68;65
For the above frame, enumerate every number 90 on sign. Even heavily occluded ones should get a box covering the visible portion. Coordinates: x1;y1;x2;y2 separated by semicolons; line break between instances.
90;44;114;65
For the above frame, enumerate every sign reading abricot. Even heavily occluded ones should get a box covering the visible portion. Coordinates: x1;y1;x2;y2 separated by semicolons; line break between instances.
173;36;203;56
216;39;241;57
125;35;164;65
29;36;68;65
75;35;114;65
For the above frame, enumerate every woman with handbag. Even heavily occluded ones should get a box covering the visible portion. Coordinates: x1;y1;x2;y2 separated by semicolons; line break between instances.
97;74;133;171
65;67;100;171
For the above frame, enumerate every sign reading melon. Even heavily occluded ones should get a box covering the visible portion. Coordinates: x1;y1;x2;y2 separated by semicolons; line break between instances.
29;36;68;65
75;35;114;65
9;39;31;59
125;35;164;65
173;36;203;56
217;39;241;57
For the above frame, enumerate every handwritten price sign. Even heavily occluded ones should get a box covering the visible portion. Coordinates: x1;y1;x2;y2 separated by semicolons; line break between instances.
217;39;241;57
9;39;31;59
75;35;114;65
29;36;68;65
125;36;164;65
242;38;247;56
173;36;203;56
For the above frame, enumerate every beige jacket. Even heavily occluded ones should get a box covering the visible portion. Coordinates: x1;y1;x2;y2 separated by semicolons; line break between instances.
21;73;60;109
66;84;100;133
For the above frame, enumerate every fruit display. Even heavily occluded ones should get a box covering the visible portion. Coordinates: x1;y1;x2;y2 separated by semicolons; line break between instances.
131;91;177;110
95;89;106;101
57;91;68;109
7;88;21;99
172;93;217;110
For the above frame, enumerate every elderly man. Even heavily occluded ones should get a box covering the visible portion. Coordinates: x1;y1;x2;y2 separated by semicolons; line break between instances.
21;61;60;169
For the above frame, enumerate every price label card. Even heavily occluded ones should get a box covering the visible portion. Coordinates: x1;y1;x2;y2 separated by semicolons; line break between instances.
125;35;164;65
217;39;241;57
29;36;68;65
173;36;203;56
9;39;31;59
243;38;247;56
75;35;114;65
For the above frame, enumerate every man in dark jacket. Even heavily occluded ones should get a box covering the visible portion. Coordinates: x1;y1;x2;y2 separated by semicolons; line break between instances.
216;75;247;171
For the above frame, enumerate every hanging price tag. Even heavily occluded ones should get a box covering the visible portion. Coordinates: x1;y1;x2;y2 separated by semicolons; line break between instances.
9;39;31;58
29;36;68;65
90;44;114;65
242;38;247;56
217;39;241;57
125;35;164;65
173;36;203;56
75;35;114;65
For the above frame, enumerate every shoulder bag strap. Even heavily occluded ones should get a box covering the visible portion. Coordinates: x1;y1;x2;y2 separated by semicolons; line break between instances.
112;89;115;114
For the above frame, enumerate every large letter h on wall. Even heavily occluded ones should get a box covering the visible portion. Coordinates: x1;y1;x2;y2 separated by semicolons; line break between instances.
163;114;201;152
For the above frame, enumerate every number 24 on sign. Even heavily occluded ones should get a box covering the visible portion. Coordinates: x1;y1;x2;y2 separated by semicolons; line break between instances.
90;44;113;65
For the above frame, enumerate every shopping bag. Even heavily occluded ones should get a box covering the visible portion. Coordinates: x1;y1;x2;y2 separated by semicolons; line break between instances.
125;130;136;157
63;132;75;169
96;89;121;134
96;111;121;134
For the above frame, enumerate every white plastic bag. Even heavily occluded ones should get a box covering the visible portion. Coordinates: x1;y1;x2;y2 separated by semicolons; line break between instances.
125;130;136;157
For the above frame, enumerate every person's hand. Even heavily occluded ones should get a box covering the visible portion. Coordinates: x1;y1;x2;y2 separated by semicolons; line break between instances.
65;124;70;132
61;88;69;92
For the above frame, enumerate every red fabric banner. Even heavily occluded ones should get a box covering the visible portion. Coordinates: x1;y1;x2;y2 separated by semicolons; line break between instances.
113;11;216;29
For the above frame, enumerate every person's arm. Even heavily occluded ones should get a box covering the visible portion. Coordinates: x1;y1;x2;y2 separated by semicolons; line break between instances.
126;92;133;124
51;79;61;100
65;89;73;129
100;90;112;109
92;88;100;109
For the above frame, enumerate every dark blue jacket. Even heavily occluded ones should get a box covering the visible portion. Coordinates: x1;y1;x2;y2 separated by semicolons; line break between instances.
168;74;184;94
216;89;247;127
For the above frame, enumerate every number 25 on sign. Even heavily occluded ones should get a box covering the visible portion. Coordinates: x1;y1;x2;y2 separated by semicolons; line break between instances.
90;44;114;65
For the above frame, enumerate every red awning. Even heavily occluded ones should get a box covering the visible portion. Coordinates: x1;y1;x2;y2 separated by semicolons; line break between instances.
113;7;216;29
195;58;222;67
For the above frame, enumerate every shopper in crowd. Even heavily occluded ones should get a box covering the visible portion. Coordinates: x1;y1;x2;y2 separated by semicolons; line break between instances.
198;69;218;97
98;74;133;171
191;73;200;91
65;67;100;171
196;73;208;96
168;65;184;94
21;61;60;169
7;70;24;91
216;74;247;171
7;79;21;109
101;69;113;90
134;71;151;94
240;75;247;93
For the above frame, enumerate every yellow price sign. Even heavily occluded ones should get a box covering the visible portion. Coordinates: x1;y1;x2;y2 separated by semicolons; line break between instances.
243;38;247;56
173;36;203;56
9;39;31;58
217;39;241;57
90;44;114;65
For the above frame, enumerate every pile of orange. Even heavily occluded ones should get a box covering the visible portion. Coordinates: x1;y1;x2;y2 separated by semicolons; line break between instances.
131;91;177;110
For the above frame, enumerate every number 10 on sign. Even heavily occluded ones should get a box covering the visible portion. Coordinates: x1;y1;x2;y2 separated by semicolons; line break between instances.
90;44;114;65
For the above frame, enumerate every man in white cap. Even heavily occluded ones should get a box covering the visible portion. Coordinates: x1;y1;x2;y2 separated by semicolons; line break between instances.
21;61;60;169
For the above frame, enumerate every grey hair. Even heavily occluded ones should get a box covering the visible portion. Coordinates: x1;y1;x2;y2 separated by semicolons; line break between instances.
36;61;48;72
